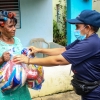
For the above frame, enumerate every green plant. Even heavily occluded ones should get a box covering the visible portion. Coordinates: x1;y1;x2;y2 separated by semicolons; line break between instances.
53;1;67;46
53;20;66;46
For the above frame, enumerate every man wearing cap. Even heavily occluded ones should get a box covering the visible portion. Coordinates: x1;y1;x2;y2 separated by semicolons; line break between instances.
13;10;100;100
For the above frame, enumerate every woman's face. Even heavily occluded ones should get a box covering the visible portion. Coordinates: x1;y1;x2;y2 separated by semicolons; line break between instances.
1;18;16;38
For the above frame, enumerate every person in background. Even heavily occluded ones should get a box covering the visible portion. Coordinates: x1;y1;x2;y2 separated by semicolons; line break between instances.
13;10;100;100
0;10;31;100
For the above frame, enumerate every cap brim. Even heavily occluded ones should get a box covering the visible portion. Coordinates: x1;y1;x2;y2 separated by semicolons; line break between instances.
67;19;83;24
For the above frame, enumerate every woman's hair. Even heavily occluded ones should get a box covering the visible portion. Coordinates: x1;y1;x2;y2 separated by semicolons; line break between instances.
0;10;17;26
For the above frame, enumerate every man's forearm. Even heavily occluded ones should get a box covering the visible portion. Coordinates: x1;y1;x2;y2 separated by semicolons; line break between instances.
28;55;69;66
29;56;57;66
39;47;66;56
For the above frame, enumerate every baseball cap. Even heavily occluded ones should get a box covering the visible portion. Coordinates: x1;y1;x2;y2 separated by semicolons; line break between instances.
67;10;100;27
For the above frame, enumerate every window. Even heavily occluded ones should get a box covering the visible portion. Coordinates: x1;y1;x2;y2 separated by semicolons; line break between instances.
0;0;21;28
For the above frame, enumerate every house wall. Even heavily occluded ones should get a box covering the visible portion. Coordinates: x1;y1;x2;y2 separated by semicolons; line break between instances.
67;0;92;44
92;0;100;37
29;64;73;98
16;0;53;47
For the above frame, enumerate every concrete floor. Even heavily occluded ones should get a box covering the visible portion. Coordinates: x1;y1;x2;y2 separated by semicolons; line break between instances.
32;91;81;100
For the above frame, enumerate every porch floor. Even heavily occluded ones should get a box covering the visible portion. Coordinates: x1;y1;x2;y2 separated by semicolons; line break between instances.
32;91;81;100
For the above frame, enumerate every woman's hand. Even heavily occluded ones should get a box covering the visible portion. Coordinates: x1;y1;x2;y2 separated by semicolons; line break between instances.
2;52;11;62
28;46;41;55
13;54;29;64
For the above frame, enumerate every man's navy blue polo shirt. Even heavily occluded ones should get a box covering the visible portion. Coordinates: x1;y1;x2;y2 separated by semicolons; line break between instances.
62;34;100;99
62;34;100;81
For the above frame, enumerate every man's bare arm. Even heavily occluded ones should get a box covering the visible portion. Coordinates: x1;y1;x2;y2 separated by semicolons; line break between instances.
29;46;66;56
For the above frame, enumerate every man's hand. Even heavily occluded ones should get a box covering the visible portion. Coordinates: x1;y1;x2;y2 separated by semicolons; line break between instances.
28;46;41;55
